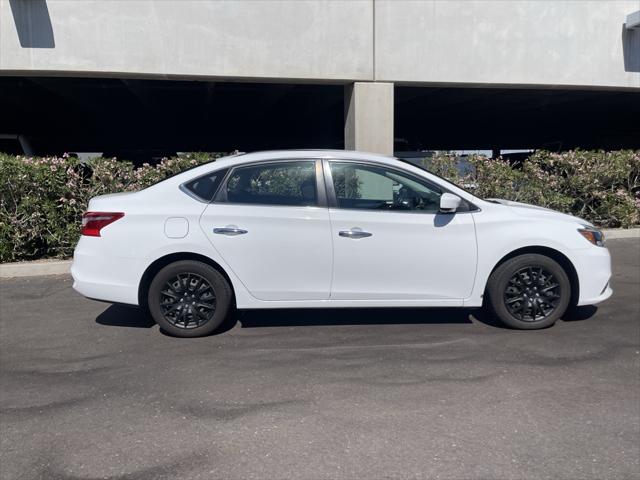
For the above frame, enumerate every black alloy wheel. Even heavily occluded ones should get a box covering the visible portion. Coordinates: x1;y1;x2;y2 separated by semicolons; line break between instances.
148;260;232;337
503;266;561;322
486;253;571;329
160;272;216;329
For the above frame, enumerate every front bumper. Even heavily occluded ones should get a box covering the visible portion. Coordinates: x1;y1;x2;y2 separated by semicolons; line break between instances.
579;284;613;306
573;245;613;306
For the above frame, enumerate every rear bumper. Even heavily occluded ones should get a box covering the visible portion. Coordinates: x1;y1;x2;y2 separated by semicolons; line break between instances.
71;237;141;306
71;276;138;305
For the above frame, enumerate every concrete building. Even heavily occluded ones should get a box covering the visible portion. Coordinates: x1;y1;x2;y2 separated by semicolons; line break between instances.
1;0;639;158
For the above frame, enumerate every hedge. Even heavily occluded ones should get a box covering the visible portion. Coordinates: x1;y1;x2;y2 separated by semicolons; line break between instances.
0;150;638;263
0;152;221;262
428;150;639;229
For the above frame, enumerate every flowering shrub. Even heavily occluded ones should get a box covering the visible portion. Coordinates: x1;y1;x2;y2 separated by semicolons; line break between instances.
0;150;638;262
428;150;639;229
0;152;221;262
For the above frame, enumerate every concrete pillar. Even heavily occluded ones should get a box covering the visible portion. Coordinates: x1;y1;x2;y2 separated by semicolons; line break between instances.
344;82;394;155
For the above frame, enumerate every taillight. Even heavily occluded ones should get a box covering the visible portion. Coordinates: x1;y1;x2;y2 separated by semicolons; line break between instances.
81;212;124;237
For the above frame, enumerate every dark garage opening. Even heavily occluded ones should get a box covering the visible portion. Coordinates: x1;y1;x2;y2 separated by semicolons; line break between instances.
0;77;345;160
395;86;640;151
0;77;639;160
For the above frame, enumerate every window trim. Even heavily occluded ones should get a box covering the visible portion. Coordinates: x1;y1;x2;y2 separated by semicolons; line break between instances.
322;159;479;214
212;159;327;208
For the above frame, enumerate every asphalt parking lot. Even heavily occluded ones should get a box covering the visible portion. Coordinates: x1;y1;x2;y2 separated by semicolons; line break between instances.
1;239;639;480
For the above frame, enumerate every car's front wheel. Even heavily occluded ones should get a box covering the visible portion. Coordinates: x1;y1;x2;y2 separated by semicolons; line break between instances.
148;260;232;337
486;253;571;329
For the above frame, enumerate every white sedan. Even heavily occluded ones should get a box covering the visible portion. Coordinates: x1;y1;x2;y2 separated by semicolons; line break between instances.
71;150;612;337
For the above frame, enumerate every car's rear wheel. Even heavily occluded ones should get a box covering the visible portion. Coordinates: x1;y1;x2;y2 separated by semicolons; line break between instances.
148;260;232;337
486;254;570;329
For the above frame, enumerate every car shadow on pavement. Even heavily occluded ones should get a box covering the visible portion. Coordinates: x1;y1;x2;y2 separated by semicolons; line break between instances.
237;305;598;329
96;304;155;328
94;304;598;334
95;305;484;331
94;304;239;336
562;305;598;322
237;307;487;328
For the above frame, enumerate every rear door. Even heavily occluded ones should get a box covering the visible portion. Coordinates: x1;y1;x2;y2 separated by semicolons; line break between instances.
325;160;478;302
199;159;332;301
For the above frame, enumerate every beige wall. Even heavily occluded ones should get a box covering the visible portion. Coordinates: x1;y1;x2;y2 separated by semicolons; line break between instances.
375;0;640;89
1;0;639;89
0;0;374;81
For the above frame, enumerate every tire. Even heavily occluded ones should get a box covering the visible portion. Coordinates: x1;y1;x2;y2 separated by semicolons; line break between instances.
147;260;232;337
485;254;570;330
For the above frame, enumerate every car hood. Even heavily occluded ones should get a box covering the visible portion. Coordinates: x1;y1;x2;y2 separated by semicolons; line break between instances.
486;198;593;227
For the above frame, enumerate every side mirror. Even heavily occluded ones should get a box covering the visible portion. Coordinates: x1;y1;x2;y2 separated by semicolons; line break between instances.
439;193;462;213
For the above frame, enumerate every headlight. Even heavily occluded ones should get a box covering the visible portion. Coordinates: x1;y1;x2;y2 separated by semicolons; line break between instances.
578;227;605;247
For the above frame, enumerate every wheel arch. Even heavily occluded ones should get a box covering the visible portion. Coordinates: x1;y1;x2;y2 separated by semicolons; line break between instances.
138;252;235;309
486;246;580;308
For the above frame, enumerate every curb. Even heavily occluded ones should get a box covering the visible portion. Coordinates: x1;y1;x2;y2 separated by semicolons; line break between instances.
1;228;638;279
602;228;640;239
0;260;72;279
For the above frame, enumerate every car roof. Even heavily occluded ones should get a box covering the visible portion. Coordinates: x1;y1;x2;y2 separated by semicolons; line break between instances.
152;149;481;205
164;149;401;184
224;149;396;165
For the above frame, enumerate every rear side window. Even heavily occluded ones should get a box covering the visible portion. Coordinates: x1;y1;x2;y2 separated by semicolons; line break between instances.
181;169;228;202
218;161;317;207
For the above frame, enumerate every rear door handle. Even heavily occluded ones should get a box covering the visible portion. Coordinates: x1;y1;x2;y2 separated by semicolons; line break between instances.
213;227;248;236
339;229;372;239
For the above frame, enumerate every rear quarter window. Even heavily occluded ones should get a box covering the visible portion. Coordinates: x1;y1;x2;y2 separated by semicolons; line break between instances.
181;169;228;202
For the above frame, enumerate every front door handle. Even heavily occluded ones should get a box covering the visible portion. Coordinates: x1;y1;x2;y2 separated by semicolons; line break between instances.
339;229;372;239
213;227;248;236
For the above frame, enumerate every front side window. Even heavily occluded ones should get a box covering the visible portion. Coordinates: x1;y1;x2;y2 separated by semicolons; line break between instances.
221;161;317;206
330;162;443;212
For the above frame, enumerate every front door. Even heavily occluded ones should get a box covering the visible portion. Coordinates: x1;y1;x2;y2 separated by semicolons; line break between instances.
200;160;332;301
325;161;478;302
